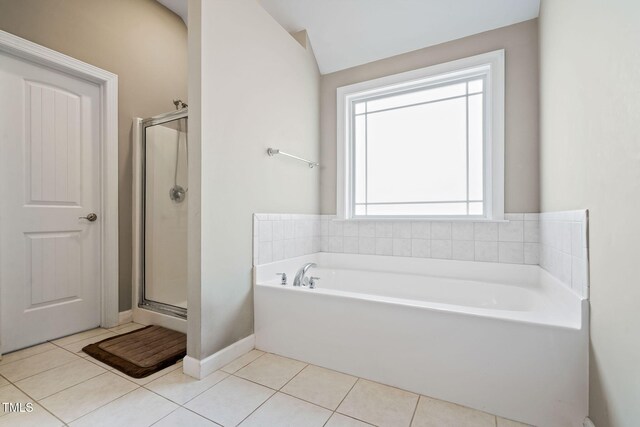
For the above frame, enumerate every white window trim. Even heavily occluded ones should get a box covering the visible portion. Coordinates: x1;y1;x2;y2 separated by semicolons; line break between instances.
336;49;505;220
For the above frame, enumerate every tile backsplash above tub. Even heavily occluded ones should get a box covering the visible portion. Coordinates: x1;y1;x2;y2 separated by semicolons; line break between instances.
253;213;540;266
253;214;324;265
539;210;589;299
253;210;589;299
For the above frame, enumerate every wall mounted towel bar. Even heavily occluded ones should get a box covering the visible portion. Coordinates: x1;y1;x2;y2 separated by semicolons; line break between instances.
267;148;319;168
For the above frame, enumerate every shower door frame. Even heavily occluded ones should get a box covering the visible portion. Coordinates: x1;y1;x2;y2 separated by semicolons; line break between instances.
134;109;188;320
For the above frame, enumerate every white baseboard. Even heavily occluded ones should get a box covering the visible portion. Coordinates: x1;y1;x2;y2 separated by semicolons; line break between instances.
584;417;595;427
183;334;255;379
118;310;133;325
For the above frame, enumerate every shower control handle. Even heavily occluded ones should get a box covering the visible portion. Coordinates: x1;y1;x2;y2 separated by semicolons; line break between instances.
79;213;98;222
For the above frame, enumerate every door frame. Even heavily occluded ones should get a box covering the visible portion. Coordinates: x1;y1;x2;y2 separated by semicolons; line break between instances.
0;30;119;337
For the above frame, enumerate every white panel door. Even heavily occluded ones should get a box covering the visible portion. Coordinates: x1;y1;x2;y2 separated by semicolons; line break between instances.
0;50;101;353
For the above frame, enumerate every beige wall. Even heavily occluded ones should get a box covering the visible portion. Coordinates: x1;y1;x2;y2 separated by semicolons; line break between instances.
189;0;320;359
539;1;640;426
319;19;539;214
0;0;188;311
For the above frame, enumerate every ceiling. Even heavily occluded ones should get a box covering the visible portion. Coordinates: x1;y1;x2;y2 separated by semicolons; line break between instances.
157;0;540;74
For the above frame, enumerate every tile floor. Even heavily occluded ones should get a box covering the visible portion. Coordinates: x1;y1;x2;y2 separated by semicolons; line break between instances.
0;323;532;426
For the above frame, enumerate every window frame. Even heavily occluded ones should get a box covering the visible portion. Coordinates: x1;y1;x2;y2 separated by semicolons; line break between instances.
336;50;505;220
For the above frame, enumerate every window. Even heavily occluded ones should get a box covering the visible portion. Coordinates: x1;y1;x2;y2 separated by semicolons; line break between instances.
337;50;504;220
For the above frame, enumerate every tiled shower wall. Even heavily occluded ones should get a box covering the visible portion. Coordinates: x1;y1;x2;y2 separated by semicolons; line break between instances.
253;213;540;266
539;210;589;298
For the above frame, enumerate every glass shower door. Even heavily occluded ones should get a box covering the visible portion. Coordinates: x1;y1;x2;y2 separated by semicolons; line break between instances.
141;110;188;318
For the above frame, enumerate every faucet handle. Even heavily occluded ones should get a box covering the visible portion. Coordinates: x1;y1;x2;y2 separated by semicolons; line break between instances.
275;273;287;285
309;277;320;289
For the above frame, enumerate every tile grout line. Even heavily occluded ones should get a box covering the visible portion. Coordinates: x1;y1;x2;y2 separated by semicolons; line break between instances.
40;359;184;426
321;373;362;427
148;406;183;427
175;406;225;427
0;343;57;368
220;370;343;422
112;360;185;387
408;394;420;427
13;363;107;402
0;344;63;367
150;352;302;426
333;376;359;410
228;356;310;426
277;387;344;413
229;365;306;394
260;359;362;415
221;351;267;375
332;377;422;426
326;412;377;427
141;365;228;406
37;370;131;401
62;386;142;425
232;387;277;426
0;365;68;426
47;329;115;348
57;344;116;372
330;376;363;424
275;360;308;391
0;349;84;384
232;353;376;426
106;323;146;334
48;334;114;355
321;413;332;427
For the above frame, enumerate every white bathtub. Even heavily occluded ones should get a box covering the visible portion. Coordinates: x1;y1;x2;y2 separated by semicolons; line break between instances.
254;253;588;427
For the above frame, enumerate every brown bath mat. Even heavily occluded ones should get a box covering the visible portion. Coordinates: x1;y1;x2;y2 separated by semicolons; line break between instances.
83;325;186;378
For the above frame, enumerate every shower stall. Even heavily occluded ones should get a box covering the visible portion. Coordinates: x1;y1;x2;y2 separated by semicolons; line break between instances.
132;104;188;329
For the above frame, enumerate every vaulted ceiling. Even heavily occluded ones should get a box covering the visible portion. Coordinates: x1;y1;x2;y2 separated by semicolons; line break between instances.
157;0;540;74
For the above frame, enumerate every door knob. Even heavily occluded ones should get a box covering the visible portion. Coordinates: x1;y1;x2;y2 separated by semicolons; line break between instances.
79;213;98;222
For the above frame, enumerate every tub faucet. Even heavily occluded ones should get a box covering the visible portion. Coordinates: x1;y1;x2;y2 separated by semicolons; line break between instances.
293;263;316;287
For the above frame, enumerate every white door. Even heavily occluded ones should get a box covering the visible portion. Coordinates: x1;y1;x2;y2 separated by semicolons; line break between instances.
0;50;102;353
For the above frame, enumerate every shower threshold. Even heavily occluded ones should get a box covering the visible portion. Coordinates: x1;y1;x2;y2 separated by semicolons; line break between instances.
139;300;187;320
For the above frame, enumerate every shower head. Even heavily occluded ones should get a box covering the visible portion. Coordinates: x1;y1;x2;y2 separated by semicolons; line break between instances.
173;99;188;110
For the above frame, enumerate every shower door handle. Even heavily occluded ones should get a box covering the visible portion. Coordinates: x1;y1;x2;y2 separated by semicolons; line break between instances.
79;213;98;222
